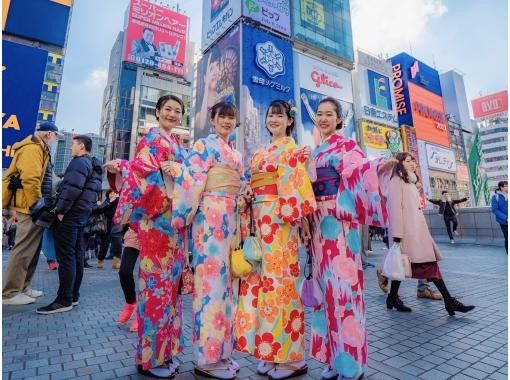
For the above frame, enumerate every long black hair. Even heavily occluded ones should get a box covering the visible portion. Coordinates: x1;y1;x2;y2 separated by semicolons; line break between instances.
210;101;237;120
155;95;185;120
265;99;295;136
392;152;419;184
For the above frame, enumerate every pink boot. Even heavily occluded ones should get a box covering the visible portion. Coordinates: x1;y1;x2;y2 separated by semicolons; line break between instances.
117;303;136;324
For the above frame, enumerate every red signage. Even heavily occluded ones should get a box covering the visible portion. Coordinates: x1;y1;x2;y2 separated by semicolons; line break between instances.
311;70;342;89
471;90;508;120
124;0;188;76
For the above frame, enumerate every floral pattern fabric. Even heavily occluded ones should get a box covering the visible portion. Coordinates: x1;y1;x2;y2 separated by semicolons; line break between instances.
113;127;187;370
309;132;388;378
172;134;244;365
234;137;316;363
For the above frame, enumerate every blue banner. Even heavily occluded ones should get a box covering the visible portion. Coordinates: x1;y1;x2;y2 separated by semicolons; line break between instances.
390;52;442;96
2;41;48;168
239;23;294;165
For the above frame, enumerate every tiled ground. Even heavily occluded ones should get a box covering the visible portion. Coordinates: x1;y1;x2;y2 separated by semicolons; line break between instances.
2;241;507;379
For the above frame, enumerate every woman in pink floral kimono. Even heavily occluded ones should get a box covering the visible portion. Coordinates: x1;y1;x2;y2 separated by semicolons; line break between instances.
104;95;187;379
303;97;394;380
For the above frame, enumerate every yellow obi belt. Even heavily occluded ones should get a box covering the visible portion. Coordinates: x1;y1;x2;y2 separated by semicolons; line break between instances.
205;166;241;195
251;171;278;196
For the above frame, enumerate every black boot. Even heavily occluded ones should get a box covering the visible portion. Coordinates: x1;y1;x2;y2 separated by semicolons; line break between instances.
432;279;475;316
386;281;412;312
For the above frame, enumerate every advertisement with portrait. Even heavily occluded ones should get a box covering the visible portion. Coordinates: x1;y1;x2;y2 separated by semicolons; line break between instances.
239;23;294;166
3;0;72;47
361;121;402;160
242;0;291;36
408;82;450;147
194;24;240;142
425;143;457;173
292;0;354;62
124;0;188;76
202;0;241;51
294;52;354;147
471;90;508;120
390;52;442;96
2;41;48;168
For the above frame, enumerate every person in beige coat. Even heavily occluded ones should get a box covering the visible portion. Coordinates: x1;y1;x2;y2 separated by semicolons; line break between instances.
386;152;475;316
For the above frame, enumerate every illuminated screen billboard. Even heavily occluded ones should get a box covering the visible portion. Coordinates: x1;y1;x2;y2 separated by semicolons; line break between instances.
125;0;188;76
201;0;241;52
3;0;72;47
471;90;508;120
391;52;442;96
291;0;354;62
408;83;450;147
3;41;48;168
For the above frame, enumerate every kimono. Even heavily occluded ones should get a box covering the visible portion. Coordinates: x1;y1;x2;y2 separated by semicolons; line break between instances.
113;127;187;370
234;136;316;363
172;134;243;366
309;132;388;378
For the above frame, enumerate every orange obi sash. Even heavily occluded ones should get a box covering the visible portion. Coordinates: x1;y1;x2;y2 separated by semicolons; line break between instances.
205;166;241;195
251;171;278;196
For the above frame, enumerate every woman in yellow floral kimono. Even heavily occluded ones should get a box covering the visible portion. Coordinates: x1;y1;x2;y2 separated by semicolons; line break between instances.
234;100;316;380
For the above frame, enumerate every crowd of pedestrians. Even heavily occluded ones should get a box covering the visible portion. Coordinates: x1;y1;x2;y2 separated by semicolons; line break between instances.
1;94;492;380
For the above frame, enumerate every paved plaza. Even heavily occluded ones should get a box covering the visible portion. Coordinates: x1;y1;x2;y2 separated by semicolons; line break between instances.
2;242;508;380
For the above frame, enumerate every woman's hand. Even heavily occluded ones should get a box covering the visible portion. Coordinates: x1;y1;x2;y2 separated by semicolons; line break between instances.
379;158;397;173
104;159;121;173
160;161;176;177
301;218;312;243
297;146;311;164
237;196;247;212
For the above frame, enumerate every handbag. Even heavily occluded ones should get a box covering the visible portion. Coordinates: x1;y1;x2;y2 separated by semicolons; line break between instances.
382;242;406;281
242;205;263;262
230;206;253;277
84;213;108;236
179;227;194;295
299;246;324;308
30;198;57;228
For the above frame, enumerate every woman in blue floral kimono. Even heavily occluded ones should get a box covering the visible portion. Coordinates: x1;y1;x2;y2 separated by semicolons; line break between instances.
168;101;243;380
105;95;187;379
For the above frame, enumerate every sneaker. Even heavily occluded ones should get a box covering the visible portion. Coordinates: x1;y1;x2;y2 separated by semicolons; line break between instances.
97;260;105;269
24;288;44;298
3;293;36;305
118;302;137;324
417;288;442;300
36;301;73;315
451;240;455;244
129;318;138;332
47;261;58;271
72;300;79;306
112;257;121;270
453;230;460;236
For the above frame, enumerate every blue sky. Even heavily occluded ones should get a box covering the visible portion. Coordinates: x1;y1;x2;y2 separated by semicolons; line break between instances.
57;0;508;134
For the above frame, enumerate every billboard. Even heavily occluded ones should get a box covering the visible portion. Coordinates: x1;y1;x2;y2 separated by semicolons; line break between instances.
357;50;392;76
425;143;456;173
456;163;469;182
391;52;442;96
417;140;432;197
292;0;354;62
124;0;188;76
239;23;294;166
201;0;241;52
468;131;490;206
194;24;240;141
408;82;450;147
471;90;508;120
242;0;291;36
367;69;393;111
391;60;413;126
3;0;72;47
3;41;48;168
361;121;402;160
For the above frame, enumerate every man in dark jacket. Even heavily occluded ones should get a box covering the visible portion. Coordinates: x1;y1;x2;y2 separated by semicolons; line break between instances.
37;135;102;314
428;191;468;244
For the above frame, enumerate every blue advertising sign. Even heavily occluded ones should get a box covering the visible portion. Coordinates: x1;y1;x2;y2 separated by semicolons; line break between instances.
367;69;393;110
390;52;442;96
2;40;48;168
242;0;291;36
299;87;355;148
391;59;413;127
4;0;71;47
239;23;294;165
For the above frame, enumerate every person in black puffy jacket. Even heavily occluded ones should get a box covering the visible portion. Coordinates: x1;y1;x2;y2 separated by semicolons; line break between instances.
37;135;103;315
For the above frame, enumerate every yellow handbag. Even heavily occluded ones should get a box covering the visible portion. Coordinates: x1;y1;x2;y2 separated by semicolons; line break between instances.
230;206;254;277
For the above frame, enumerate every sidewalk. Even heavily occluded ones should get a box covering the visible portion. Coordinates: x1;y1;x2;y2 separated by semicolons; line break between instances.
2;242;508;379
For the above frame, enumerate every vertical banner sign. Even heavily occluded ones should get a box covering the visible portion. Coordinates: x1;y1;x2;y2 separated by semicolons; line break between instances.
417;140;431;197
194;24;240;142
242;0;291;36
201;0;242;51
2;41;48;168
239;23;294;167
468;131;490;206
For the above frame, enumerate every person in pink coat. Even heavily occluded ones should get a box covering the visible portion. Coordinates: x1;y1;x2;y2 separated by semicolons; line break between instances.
386;152;475;316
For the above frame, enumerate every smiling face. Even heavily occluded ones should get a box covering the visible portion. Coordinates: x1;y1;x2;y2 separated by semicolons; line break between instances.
266;106;293;140
402;155;416;173
316;101;341;138
212;112;236;141
156;99;183;132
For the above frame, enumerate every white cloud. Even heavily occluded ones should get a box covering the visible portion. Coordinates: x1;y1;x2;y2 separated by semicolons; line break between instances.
84;68;108;90
351;0;447;57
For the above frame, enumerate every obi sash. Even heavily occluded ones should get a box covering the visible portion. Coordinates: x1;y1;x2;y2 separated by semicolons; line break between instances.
313;166;340;197
205;166;241;195
251;171;278;196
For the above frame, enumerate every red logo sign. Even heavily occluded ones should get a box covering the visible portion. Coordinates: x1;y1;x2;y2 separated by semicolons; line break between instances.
471;90;508;120
311;70;342;89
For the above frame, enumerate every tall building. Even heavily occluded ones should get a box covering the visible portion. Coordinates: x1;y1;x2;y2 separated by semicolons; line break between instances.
54;132;106;175
471;90;508;192
2;0;73;168
99;0;192;161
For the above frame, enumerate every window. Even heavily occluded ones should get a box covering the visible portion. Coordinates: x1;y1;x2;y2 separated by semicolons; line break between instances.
482;137;507;145
482;146;507;154
485;155;508;162
480;127;507;136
